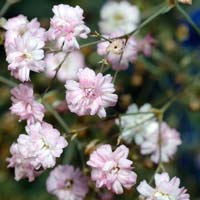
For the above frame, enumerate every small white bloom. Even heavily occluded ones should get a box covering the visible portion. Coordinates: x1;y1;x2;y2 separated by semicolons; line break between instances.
99;1;140;34
116;103;157;144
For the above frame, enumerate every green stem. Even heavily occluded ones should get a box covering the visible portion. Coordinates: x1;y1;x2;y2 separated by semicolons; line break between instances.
42;100;70;133
0;1;10;17
0;75;17;87
176;2;200;36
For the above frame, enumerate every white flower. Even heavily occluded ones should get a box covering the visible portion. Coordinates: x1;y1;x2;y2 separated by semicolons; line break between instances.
116;103;157;145
99;1;140;34
137;172;190;200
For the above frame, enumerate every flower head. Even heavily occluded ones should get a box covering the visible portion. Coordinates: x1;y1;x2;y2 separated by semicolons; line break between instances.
97;33;138;71
45;51;85;82
65;67;118;118
116;103;157;145
6;32;46;82
99;1;140;34
10;84;45;124
140;122;182;163
87;144;137;194
48;4;90;52
7;122;68;181
137;172;190;200
46;165;88;200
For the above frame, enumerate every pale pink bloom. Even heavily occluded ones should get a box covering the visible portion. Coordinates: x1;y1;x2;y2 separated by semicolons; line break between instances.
87;144;137;194
65;67;118;118
4;15;46;47
7;122;68;181
138;34;155;57
140;122;182;163
6;32;46;82
97;33;138;71
7;136;42;182
10;84;45;124
137;172;190;200
45;51;85;82
26;122;68;169
48;4;90;52
46;165;88;200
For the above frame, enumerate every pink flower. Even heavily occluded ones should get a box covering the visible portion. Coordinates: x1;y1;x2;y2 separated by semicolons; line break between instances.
7;136;42;182
46;165;88;200
137;172;190;200
65;67;118;118
6;32;46;82
10;83;45;124
97;33;138;71
48;4;90;52
138;34;155;57
26;122;68;169
45;51;85;82
140;122;182;163
7;122;68;181
4;15;46;47
87;144;137;194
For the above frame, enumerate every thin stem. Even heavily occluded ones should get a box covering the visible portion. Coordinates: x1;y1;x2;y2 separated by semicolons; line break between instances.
176;2;200;36
0;75;17;87
112;70;119;83
42;100;70;133
80;40;101;49
0;1;10;17
42;53;68;98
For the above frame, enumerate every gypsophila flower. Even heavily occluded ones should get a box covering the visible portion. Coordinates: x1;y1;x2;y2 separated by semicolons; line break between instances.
46;165;88;200
4;15;46;47
137;172;190;200
26;122;68;169
45;51;85;82
10;83;45;124
6;32;46;82
97;32;138;71
99;1;140;35
87;144;137;194
141;122;182;163
7;122;68;181
65;67;118;118
116;103;157;145
48;4;90;52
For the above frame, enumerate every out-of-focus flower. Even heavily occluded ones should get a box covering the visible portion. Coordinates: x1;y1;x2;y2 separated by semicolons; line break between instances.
4;15;46;47
46;165;88;200
137;172;190;200
179;0;192;5
65;67;118;118
7;122;68;181
116;103;157;145
99;1;140;35
6;32;45;82
45;51;85;82
10;84;45;124
87;144;137;194
137;34;155;57
97;33;138;71
48;4;90;52
140;122;182;163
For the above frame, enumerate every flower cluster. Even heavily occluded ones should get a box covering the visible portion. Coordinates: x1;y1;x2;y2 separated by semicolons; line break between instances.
117;103;182;163
137;172;190;200
48;4;90;52
7;122;68;181
4;15;46;82
46;165;88;200
10;84;45;124
65;67;118;118
87;144;137;194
